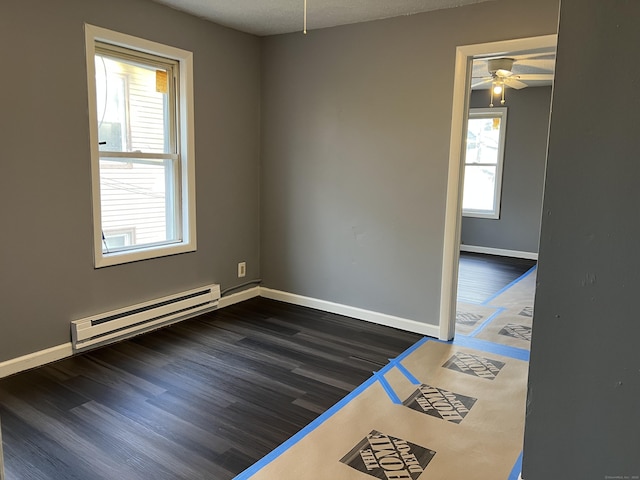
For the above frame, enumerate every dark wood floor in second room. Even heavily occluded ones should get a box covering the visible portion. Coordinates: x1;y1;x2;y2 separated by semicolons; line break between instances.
457;252;536;304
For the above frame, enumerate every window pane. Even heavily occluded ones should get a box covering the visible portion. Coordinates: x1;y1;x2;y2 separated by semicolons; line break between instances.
105;234;127;249
99;158;178;252
95;55;170;154
462;165;496;212
466;117;501;165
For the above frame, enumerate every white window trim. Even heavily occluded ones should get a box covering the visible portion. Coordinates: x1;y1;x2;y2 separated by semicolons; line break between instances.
462;107;508;219
85;24;197;268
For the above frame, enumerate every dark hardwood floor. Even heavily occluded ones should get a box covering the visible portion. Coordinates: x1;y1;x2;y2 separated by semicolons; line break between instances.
457;252;536;304
0;253;534;479
0;298;422;480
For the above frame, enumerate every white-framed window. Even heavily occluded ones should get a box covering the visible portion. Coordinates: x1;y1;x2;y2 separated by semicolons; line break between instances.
462;107;508;219
85;24;196;268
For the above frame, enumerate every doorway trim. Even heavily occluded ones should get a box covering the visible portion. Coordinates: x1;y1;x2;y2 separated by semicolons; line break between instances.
439;34;557;341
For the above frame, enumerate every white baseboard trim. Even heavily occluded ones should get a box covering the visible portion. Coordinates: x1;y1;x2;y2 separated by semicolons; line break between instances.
460;244;538;260
259;288;440;338
1;285;437;378
0;286;262;379
218;286;261;309
0;343;73;379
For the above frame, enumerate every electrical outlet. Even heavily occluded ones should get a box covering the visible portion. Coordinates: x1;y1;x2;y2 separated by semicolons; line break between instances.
238;262;246;278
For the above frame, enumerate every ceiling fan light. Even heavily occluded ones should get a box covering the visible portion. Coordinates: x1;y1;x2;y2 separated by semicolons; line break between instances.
489;80;507;107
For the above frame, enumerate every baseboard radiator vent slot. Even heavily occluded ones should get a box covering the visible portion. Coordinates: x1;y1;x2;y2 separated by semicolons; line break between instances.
71;284;220;351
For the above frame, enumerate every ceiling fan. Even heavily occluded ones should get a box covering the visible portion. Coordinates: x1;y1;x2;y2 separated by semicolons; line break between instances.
472;56;554;106
473;58;525;90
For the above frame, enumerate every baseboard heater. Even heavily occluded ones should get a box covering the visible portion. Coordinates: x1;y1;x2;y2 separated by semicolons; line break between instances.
71;284;220;351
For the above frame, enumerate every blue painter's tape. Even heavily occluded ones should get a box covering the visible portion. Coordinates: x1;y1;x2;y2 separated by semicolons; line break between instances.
453;335;529;362
394;361;421;385
468;307;506;338
233;336;431;479
394;336;430;362
508;451;523;480
481;265;537;306
375;372;402;404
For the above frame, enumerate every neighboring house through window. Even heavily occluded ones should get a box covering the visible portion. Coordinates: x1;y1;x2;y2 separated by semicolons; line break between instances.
85;24;196;267
462;107;507;219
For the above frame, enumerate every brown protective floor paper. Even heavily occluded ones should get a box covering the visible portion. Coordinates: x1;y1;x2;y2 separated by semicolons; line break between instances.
247;341;528;479
455;303;499;335
473;270;536;348
243;268;536;479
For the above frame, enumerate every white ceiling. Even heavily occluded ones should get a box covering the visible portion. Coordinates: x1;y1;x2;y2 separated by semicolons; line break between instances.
149;0;556;87
150;0;497;36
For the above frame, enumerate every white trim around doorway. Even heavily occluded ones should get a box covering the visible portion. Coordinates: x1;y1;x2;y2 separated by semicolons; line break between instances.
439;34;557;341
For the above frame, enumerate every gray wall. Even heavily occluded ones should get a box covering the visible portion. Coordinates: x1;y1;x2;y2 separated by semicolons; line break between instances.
523;0;640;477
260;0;559;324
461;87;551;254
0;0;261;362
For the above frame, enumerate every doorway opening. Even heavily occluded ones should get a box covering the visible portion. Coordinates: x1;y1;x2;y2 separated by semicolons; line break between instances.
439;34;557;341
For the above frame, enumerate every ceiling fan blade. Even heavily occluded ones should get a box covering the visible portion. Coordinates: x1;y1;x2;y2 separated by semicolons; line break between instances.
505;78;528;89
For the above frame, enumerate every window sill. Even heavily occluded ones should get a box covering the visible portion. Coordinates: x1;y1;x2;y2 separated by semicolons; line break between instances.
95;241;196;268
462;211;500;220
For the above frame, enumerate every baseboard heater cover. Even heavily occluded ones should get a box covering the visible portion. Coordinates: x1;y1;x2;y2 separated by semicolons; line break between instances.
71;284;220;351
